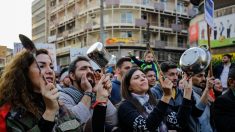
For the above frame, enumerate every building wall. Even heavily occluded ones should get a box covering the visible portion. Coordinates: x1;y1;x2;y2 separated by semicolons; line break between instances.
44;0;194;67
32;0;47;43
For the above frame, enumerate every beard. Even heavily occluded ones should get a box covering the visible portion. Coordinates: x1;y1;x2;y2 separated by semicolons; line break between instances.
75;74;95;89
195;81;206;89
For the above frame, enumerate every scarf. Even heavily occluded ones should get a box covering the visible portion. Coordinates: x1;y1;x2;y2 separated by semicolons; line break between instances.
131;93;168;132
59;86;84;104
131;93;154;115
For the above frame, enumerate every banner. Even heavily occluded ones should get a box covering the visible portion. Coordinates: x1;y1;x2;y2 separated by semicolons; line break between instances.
106;37;135;44
70;46;100;70
189;23;199;43
198;13;235;48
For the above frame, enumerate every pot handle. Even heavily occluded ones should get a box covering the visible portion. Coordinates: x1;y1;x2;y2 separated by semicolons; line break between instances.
199;44;208;50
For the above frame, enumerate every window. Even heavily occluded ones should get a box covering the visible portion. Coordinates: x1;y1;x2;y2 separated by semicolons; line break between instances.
142;0;150;5
141;13;147;20
160;34;167;45
83;36;87;46
160;17;164;27
121;12;133;23
120;0;132;3
178;37;184;47
120;31;132;38
177;2;183;13
160;0;167;10
142;32;148;43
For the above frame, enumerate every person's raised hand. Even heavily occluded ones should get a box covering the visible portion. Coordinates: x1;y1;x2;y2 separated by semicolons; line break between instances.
158;71;172;97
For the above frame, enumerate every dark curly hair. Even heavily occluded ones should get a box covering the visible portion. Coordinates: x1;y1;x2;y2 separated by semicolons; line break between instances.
0;49;51;118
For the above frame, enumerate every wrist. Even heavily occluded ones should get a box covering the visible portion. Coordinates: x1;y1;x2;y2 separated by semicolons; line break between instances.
85;89;92;93
96;96;108;102
91;100;107;109
163;93;172;98
161;96;171;103
183;92;192;100
84;91;96;105
43;109;57;121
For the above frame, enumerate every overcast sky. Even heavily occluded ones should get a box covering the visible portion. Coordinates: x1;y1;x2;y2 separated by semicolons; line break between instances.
0;0;34;49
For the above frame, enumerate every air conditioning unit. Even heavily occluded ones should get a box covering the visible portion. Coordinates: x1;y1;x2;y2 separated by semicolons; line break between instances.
89;13;96;19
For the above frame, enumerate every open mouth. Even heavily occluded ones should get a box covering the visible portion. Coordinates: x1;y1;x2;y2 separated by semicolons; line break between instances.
45;77;54;83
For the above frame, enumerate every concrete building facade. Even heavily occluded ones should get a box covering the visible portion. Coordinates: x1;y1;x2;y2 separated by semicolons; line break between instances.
32;0;49;43
34;0;195;67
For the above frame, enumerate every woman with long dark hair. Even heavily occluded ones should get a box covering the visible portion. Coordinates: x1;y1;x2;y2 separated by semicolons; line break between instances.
118;68;192;131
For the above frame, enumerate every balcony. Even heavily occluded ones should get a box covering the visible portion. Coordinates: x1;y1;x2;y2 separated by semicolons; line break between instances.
48;35;57;43
152;40;187;49
50;6;57;13
66;13;74;21
154;3;165;11
106;0;120;6
188;8;198;17
49;20;58;28
58;17;66;24
56;46;71;55
135;19;147;27
171;24;182;32
57;33;63;40
84;23;93;30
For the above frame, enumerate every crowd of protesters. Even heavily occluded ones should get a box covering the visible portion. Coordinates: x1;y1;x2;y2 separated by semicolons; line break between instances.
0;36;235;132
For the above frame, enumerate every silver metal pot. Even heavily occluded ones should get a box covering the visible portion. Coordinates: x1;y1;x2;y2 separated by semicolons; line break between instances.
87;42;116;68
179;46;211;76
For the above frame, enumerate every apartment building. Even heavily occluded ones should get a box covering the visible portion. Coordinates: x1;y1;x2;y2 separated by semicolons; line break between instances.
0;46;12;72
32;0;49;43
44;0;195;67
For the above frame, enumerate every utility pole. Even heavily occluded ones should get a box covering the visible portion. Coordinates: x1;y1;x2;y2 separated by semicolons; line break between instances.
100;0;104;44
146;22;151;49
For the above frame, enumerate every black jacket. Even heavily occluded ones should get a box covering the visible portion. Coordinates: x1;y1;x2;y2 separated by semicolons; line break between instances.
118;98;192;132
214;89;235;132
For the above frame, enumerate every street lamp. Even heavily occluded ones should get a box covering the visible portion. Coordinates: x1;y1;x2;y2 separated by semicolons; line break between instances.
100;0;105;44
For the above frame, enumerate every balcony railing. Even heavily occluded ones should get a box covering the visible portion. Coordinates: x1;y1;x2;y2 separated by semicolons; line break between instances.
171;24;182;32
135;19;147;27
48;35;57;43
106;0;120;6
84;23;93;30
57;33;63;38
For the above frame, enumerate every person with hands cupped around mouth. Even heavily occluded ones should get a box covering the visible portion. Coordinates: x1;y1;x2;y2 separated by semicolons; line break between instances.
58;56;118;132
